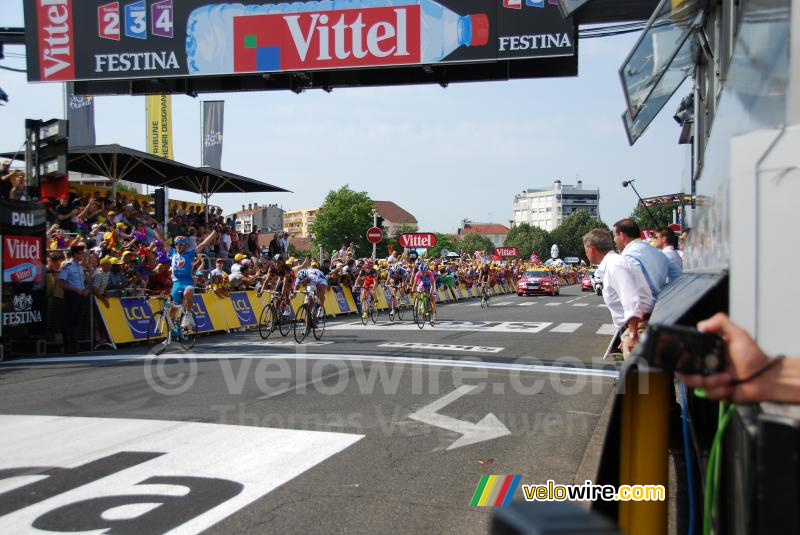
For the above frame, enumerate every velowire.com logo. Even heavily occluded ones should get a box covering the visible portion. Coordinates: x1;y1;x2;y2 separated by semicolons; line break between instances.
469;475;521;507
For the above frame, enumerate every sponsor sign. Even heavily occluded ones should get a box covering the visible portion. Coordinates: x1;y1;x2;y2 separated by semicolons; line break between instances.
366;227;383;244
3;236;42;283
494;247;519;257
3;292;44;327
66;82;96;146
399;233;437;249
23;0;574;83
120;297;156;339
190;295;214;332
146;94;173;159
202;100;224;168
331;286;350;313
230;291;256;326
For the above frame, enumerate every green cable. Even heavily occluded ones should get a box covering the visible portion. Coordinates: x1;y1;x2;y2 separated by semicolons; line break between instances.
702;402;737;535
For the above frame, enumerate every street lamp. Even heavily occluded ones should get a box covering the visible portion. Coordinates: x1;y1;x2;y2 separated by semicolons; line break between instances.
622;179;659;228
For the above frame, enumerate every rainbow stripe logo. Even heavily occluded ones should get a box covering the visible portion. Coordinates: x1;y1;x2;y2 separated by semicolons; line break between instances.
470;475;522;506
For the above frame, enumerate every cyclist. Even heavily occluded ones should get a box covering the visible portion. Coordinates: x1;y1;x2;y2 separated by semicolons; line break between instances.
386;262;408;316
478;261;492;298
169;227;219;327
412;262;437;323
354;259;378;320
293;265;329;317
262;254;294;308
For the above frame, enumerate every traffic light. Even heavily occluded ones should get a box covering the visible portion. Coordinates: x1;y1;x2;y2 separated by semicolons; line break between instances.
376;216;384;228
25;118;69;200
153;188;166;222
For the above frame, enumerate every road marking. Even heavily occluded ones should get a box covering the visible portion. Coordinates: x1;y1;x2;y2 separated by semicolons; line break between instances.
565;298;579;304
518;302;537;307
0;415;363;534
572;303;589;307
549;323;582;333
378;342;504;354
491;301;513;306
597;304;607;308
205;341;334;348
3;353;619;378
545;302;562;307
409;385;511;450
596;324;618;335
568;411;600;417
327;321;553;334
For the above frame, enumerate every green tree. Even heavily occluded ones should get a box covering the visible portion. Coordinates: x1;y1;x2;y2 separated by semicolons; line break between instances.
504;223;553;259
429;233;460;258
549;210;609;261
629;205;675;230
310;186;376;257
459;233;495;255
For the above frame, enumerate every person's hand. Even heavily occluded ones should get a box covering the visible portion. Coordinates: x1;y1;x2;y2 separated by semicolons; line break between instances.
80;288;90;297
101;297;110;308
677;312;773;403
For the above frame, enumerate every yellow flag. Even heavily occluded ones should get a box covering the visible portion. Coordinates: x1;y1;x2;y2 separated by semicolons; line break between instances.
146;94;174;160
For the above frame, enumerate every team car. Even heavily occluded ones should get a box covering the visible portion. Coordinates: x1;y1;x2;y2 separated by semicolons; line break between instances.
516;269;560;296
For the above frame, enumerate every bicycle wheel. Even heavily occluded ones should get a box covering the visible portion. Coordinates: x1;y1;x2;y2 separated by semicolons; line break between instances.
258;304;277;340
395;298;405;321
415;296;426;330
361;296;370;326
179;311;197;349
312;305;326;340
294;304;310;343
278;303;293;337
147;310;168;354
370;301;378;324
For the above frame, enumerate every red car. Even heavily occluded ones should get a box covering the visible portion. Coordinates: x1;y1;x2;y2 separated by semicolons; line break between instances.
517;269;560;296
581;272;595;292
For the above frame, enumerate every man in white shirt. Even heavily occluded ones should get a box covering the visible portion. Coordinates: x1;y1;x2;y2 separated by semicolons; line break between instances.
613;219;680;297
584;228;655;359
219;225;232;259
654;226;683;275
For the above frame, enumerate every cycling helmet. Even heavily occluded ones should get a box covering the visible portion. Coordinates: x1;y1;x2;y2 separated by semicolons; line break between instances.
297;269;309;280
174;236;188;246
420;263;429;272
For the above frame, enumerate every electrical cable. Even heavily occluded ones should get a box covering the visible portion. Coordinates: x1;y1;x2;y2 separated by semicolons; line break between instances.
0;64;26;73
680;383;696;535
702;402;736;535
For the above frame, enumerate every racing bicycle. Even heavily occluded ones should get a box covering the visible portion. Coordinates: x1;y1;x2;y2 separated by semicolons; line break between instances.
387;284;406;322
480;282;491;308
294;286;326;343
146;293;197;355
258;290;295;339
412;290;434;329
360;288;378;325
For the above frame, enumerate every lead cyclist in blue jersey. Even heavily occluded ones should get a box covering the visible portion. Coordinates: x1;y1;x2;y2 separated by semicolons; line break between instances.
170;228;220;326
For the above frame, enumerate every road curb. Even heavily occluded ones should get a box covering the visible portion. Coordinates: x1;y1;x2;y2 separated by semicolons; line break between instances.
572;383;616;507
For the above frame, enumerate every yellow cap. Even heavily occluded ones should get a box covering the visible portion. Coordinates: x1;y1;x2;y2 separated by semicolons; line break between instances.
103;231;114;241
234;253;247;262
109;257;123;265
310;261;319;268
287;256;297;266
116;222;126;229
99;256;111;264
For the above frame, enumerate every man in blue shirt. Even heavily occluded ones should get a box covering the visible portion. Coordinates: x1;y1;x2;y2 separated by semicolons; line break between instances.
612;219;681;298
171;228;219;326
58;245;88;353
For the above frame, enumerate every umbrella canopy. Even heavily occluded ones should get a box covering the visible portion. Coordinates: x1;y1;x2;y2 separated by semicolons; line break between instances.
1;143;289;196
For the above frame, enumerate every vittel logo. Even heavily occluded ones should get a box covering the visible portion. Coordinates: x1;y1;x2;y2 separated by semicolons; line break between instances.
399;233;437;249
5;237;41;261
37;0;76;80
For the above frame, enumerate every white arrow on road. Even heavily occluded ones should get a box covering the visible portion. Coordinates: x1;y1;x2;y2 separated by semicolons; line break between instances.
409;385;511;450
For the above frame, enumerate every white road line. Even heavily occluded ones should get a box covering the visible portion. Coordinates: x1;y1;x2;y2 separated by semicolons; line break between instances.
596;324;618;335
2;352;619;378
0;415;363;535
597;304;607;308
545;302;562;306
492;301;513;306
565;298;579;304
518;302;537;307
572;303;589;307
327;321;554;334
205;341;334;348
378;342;503;354
549;323;582;333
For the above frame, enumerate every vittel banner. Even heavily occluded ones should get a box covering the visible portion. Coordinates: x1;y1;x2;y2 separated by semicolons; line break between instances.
23;0;574;82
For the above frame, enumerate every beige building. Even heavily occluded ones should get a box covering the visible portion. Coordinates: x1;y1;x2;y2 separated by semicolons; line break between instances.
373;200;418;236
233;203;284;234
283;208;318;238
457;220;509;248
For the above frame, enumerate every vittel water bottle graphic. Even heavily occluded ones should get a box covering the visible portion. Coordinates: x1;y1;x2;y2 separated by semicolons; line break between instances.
186;1;489;74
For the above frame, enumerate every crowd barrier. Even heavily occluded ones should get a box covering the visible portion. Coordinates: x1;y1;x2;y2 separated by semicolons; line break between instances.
93;281;518;347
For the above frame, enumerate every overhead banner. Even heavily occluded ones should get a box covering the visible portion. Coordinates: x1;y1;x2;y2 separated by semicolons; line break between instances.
66;82;96;146
146;94;173;160
23;0;574;82
202;100;224;168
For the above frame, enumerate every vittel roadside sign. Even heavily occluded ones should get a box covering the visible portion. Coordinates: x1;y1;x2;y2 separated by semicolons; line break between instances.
399;233;436;249
495;247;519;257
23;0;574;83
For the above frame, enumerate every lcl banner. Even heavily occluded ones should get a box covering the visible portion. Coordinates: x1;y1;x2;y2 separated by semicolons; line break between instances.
0;200;47;341
23;0;573;82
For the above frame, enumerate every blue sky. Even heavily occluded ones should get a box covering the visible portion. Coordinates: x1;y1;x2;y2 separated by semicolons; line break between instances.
0;2;689;234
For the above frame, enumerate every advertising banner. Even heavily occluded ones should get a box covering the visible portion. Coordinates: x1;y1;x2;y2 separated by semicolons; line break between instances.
119;296;158;340
229;291;257;327
399;233;437;249
0;200;47;340
202;100;224;168
66;82;97;146
23;0;574;83
495;247;519;257
146;94;173;159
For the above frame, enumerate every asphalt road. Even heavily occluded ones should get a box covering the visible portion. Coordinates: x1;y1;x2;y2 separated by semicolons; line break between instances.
0;284;618;534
